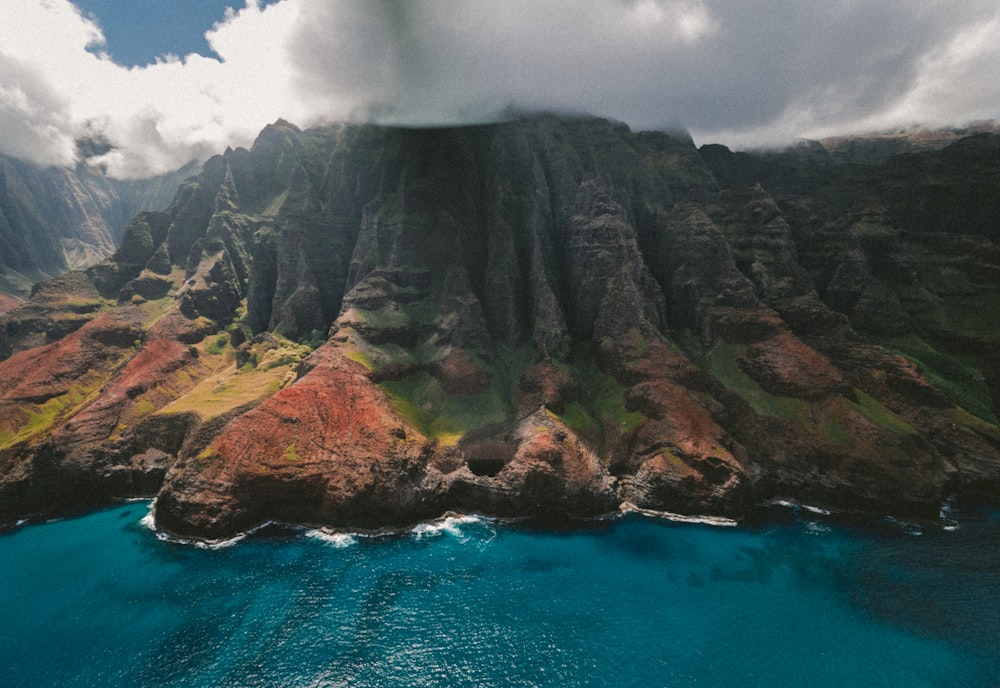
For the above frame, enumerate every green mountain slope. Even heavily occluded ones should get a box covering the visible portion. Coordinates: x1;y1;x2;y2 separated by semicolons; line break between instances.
1;116;998;538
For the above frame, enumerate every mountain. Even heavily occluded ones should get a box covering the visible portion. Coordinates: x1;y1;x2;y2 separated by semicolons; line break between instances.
0;155;194;306
1;115;998;539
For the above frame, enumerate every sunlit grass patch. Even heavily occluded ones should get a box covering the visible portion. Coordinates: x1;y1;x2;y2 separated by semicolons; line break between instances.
0;381;101;451
849;389;917;435
156;365;296;421
381;371;511;445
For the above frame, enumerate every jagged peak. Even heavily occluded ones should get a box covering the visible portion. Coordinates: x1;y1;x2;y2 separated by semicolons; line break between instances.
251;119;302;149
269;118;301;132
213;162;240;214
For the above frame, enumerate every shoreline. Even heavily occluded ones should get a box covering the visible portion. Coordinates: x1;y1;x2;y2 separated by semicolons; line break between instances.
2;492;985;544
135;497;973;549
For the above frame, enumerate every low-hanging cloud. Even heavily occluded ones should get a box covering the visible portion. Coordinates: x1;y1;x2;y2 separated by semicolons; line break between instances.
1;0;999;178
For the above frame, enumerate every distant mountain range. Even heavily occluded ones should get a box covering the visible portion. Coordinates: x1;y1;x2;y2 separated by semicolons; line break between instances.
0;155;194;307
1;115;998;539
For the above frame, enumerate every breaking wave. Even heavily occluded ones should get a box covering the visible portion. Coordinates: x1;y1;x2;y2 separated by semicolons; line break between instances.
618;501;738;527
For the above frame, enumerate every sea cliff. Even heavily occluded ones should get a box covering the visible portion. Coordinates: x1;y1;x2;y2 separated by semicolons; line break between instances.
2;115;998;539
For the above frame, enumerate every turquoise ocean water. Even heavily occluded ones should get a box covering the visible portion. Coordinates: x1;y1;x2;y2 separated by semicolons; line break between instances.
1;502;997;687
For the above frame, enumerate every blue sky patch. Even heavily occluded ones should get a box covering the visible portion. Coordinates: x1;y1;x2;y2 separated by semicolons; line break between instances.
74;0;280;66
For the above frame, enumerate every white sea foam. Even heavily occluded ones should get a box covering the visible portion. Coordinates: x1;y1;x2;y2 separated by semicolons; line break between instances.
938;499;960;531
305;529;358;548
802;521;831;535
766;498;832;516
411;513;487;540
303;512;501;547
618;501;738;527
137;499;506;549
154;528;248;550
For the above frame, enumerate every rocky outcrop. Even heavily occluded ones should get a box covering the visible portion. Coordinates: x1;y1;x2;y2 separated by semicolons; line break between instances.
2;115;999;538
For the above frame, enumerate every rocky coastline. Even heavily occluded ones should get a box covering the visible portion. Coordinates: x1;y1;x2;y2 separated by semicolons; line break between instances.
2;115;999;541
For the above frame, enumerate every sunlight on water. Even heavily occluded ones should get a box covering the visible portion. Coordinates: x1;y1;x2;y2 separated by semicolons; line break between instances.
1;503;998;687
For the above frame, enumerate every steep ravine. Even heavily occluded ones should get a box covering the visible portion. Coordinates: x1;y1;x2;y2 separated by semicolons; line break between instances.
1;115;998;539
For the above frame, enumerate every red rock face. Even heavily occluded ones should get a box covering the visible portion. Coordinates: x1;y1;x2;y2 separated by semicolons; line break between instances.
616;340;747;514
0;302;222;518
428;349;492;396
155;345;434;536
742;331;845;400
0;294;20;315
52;336;197;449
153;345;620;538
0;310;141;404
516;362;578;414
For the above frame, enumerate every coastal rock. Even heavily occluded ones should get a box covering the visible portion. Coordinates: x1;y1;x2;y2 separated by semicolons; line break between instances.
154;344;438;537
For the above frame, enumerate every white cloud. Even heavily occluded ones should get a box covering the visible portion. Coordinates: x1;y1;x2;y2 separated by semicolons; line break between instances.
1;0;999;177
0;0;306;177
880;15;1000;128
0;54;77;166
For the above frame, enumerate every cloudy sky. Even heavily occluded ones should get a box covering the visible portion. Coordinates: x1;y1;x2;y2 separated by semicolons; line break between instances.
2;0;999;178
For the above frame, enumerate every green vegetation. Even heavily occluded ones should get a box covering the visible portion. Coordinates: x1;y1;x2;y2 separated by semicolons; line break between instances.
244;336;313;371
889;338;997;424
204;333;230;356
705;342;810;422
298;329;327;350
671;328;706;362
350;305;410;331
157;363;297;421
948;407;1000;438
816;406;855;448
282;443;300;462
660;447;686;470
373;191;404;224
917;291;1000;340
559;401;600;438
381;371;511;446
344;348;375;370
133;399;155;418
579;360;644;431
352;341;423;378
0;383;97;451
554;344;646;451
849;389;917;435
704;342;921;443
260;189;290;217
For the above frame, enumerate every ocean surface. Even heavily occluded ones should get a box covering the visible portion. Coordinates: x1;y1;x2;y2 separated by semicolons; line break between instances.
1;502;998;687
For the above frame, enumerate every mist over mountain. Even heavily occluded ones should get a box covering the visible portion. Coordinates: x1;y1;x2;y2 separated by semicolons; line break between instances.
4;1;1000;178
1;114;998;538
